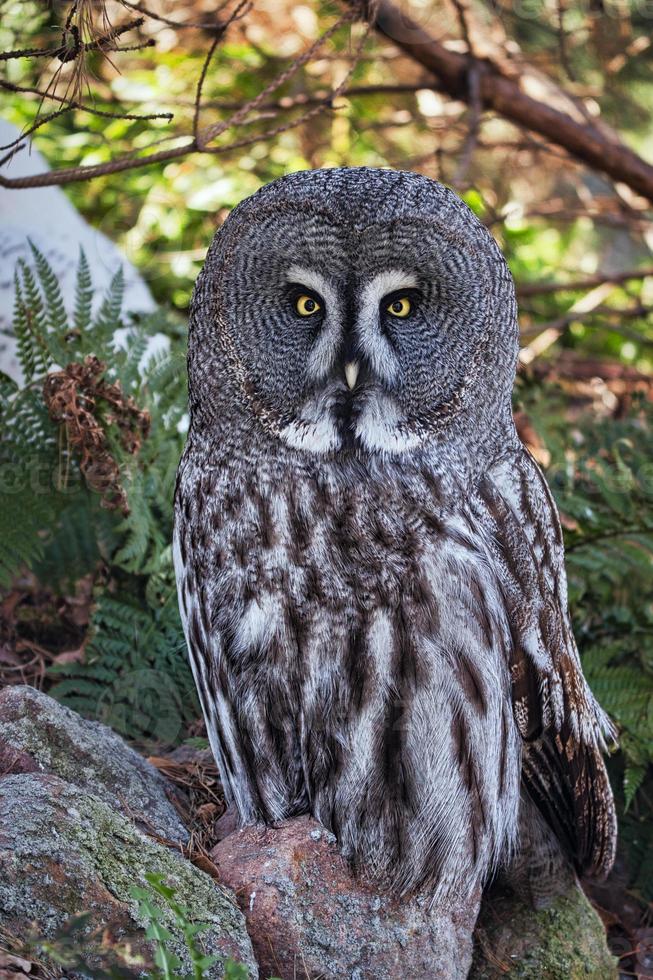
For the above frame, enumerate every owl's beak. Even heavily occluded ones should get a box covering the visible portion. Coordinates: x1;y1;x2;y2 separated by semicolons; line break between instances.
344;361;359;390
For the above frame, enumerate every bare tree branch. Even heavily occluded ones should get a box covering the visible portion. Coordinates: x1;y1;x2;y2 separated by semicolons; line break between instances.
452;63;482;188
517;267;653;297
0;0;371;189
369;0;653;204
0;78;174;122
0;6;369;188
120;0;235;33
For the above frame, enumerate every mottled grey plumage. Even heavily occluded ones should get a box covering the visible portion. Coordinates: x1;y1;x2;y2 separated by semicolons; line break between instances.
174;168;616;902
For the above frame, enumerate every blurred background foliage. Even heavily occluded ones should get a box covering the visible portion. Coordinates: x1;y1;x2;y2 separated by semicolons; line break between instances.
1;0;653;962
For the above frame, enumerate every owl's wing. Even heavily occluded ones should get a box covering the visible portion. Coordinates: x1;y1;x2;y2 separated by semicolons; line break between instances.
475;448;616;877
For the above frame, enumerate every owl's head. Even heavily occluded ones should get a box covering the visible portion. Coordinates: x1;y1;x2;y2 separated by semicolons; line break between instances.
189;168;518;459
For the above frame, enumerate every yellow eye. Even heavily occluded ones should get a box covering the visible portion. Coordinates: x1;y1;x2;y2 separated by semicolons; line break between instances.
387;297;411;318
296;294;321;316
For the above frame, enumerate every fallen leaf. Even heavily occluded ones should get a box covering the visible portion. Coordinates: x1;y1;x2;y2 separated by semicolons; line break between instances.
51;645;86;666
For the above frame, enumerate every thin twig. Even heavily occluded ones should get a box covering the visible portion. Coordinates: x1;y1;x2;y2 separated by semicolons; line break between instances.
203;20;373;156
450;0;473;51
199;8;358;148
0;107;72;152
566;527;653;552
517;267;653;297
452;62;482;187
556;0;576;82
193;0;254;148
188;81;437;112
120;0;235;33
0;45;59;61
79;16;145;54
448;0;483;188
520;304;653;342
0;78;173;122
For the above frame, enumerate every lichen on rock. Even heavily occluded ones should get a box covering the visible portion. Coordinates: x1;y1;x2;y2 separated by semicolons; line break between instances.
0;684;187;844
0;772;258;978
471;881;618;979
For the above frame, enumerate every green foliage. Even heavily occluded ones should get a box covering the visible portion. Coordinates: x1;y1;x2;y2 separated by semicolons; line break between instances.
130;873;220;980
37;874;278;978
33;873;258;980
129;873;281;979
1;246;197;743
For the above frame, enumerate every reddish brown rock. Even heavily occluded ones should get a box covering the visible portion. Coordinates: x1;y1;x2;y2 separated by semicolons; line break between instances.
211;815;481;980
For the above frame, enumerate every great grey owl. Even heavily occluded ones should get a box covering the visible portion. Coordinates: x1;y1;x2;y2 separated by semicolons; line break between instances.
174;168;616;902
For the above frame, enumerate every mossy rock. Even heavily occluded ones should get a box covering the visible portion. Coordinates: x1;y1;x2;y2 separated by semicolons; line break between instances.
0;772;258;978
471;882;617;979
0;684;188;843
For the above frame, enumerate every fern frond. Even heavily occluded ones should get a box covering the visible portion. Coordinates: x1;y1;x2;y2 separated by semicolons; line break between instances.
92;267;125;338
20;251;70;369
0;371;18;413
28;240;68;337
49;590;197;742
624;764;647;810
110;470;166;574
12;267;39;379
116;326;149;392
73;248;94;334
0;487;58;587
33;496;120;590
5;249;196;744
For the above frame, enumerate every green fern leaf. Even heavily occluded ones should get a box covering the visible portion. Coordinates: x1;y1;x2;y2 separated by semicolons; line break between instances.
73;247;94;334
12;267;39;379
92;267;125;338
28;240;68;336
624;764;647;810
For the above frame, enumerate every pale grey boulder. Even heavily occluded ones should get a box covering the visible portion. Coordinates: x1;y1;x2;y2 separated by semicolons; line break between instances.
0;684;188;845
0;772;258;978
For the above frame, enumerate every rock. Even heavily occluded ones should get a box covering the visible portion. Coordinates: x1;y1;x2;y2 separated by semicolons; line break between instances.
214;804;240;842
211;815;481;980
0;772;258;979
0;684;188;845
470;881;617;979
166;743;215;766
0;687;616;979
211;814;617;980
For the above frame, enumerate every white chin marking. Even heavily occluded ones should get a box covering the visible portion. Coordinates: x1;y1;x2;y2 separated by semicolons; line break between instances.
280;390;341;453
281;417;341;453
280;389;423;456
355;392;423;454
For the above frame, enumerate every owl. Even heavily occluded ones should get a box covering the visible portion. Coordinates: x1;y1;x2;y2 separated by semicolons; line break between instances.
173;168;616;903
